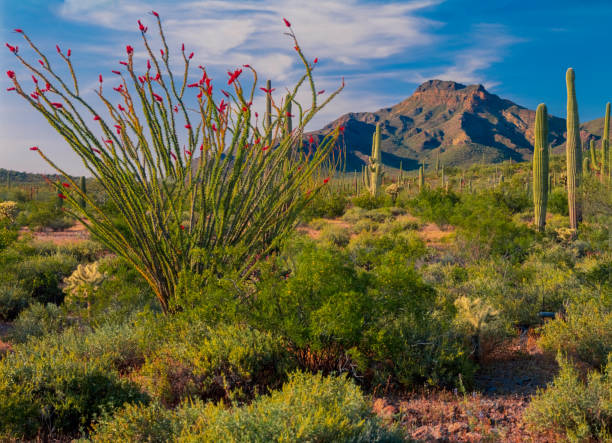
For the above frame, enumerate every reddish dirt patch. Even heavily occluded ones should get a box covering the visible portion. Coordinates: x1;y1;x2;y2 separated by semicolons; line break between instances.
19;222;90;245
297;218;353;240
375;331;561;442
0;322;13;357
418;222;454;247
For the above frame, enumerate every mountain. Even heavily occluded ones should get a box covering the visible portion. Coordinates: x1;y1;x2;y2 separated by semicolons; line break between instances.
308;80;604;171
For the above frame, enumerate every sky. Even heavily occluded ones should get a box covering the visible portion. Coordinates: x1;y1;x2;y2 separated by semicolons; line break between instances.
2;0;612;175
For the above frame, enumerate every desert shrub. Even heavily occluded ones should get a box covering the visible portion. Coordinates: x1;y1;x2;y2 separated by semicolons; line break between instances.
319;224;350;247
408;188;460;226
22;200;74;231
524;355;612;441
347;232;427;269
352;192;391;210
0;283;30;320
301;190;348;220
90;372;403;442
249;242;472;389
491;183;531;213
13;252;78;304
353;218;380;233
0;227;18;251
548;188;569;216
342;206;368;223
0;330;148;439
138;324;294;406
10;302;72;343
539;300;612;368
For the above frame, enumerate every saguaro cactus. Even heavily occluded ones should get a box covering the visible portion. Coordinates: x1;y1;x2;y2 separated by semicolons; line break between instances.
565;68;581;230
368;123;383;196
435;151;440;176
533;104;549;232
418;165;424;192
589;139;597;171
602;102;610;181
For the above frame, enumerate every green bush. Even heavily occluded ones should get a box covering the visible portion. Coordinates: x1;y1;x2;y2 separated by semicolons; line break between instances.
548;189;569;216
0;330;148;440
539;300;612;368
0;283;30;321
12;252;78;304
0;227;18;250
22;200;75;231
524;355;612;441
351;192;391;210
90;372;404;442
319;224;350;247
10;302;72;343
138;324;294;406
301;191;348;220
249;241;472;389
408;188;460;226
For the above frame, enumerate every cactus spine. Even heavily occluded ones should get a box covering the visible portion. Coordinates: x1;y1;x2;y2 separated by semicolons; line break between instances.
565;68;581;230
532;103;549;232
602;102;610;182
368;123;383;196
79;176;87;209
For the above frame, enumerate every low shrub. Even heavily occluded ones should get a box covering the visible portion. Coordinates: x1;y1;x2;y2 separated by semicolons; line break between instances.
10;302;72;343
539;300;612;368
301;191;348;220
138;324;294;406
0;283;30;321
351;192;391;210
524;355;612;441
90;372;404;442
319;224;350;247
12;252;78;304
548;189;569;216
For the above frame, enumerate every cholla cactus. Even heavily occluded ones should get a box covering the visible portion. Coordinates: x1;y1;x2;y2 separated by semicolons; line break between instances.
6;14;343;312
384;183;401;203
63;262;107;316
0;201;19;224
454;296;499;361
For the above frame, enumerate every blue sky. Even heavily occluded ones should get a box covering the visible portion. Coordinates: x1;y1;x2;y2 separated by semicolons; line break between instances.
2;0;612;175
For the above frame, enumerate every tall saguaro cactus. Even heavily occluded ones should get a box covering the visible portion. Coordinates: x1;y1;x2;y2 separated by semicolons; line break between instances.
602;102;610;182
418;165;424;192
79;176;87;210
590;139;597;171
565;68;581;230
368;123;383;196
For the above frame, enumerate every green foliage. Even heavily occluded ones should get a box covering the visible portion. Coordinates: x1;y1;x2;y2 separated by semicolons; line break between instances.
0;283;30;321
12;252;78;304
525;355;612;441
0;227;18;250
90;372;403;443
351;192;391;210
539;299;612;368
139;323;294;406
0;326;148;439
408;188;460;226
10;302;72;343
21;199;74;231
548;188;569;215
319;224;350;247
301;190;348;220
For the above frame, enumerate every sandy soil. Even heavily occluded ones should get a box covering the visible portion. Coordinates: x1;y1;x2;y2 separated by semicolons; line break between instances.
19;222;90;245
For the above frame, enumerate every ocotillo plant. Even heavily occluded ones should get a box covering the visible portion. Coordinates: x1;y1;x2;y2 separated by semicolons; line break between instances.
602;102;610;182
79;176;86;210
284;93;292;136
264;79;273;145
532;103;549;232
6;15;344;312
367;123;383;196
565;68;581;230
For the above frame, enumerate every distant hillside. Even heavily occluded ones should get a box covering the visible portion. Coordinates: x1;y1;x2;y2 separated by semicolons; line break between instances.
308;80;607;171
0;168;66;185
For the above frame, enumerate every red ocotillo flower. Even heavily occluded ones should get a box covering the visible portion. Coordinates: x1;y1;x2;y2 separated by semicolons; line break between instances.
160;49;164;57
185;124;191;129
317;90;325;95
308;135;314;144
119;61;128;66
170;152;177;161
6;87;15;91
67;49;71;57
181;43;185;51
51;102;63;109
283;18;291;27
339;125;345;133
126;45;134;55
227;68;242;85
93;115;100;120
151;10;159;17
152;93;163;102
117;104;125;111
211;123;217;132
56;45;61;53
286;112;294;117
38;59;45;66
29;146;38;151
112;70;121;75
185;149;192;156
154;72;160;81
323;177;330;184
294;45;299;51
14;29;23;33
5;43;18;53
6;70;15;79
217;99;227;113
30;92;39;99
31;75;38;84
260;87;275;94
62;182;70;188
254;137;261;145
262;145;270;151
104;139;113;144
99;74;103;83
173;105;178;113
187;83;198;88
180;224;185;230
314;57;318;64
243;64;251;68
147;59;151;70
44;82;51;91
138;20;147;32
189;52;194;59
92;148;101;154
58;193;67;199
221;90;230;98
